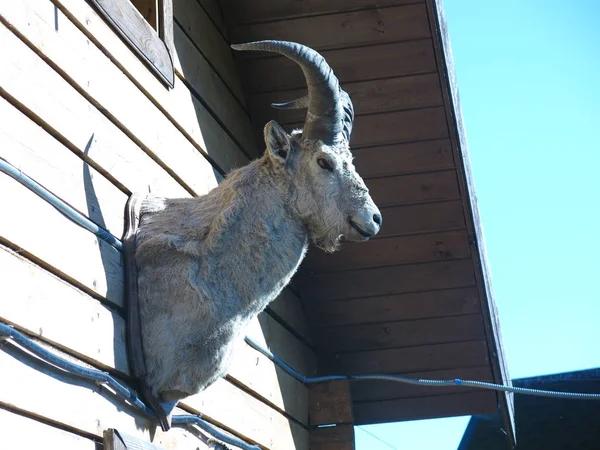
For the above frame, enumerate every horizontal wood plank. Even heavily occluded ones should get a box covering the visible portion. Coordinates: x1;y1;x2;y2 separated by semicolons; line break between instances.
0;52;188;200
0;3;219;195
221;0;423;25
198;0;226;34
298;259;476;301
304;287;481;326
184;378;309;450
173;0;246;105
353;391;498;424
267;288;314;346
0;246;128;373
56;0;257;164
303;230;470;273
0;171;124;307
315;314;485;352
351;366;494;401
230;4;430;52
251;73;443;126
368;170;460;207
239;39;436;93
0;344;207;449
353;139;454;179
376;200;466;239
0;407;97;450
351;107;448;148
333;340;490;374
0;98;128;239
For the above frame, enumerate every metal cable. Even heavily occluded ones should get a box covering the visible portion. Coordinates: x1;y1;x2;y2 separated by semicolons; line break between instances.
0;157;122;251
0;323;260;450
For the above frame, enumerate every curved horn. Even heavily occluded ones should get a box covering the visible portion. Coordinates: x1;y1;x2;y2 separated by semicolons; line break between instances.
231;40;354;145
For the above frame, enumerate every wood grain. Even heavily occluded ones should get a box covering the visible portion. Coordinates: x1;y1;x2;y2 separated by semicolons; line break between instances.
333;340;490;374
304;287;481;326
0;98;128;239
89;0;174;86
298;259;475;302
173;0;246;105
0;407;97;450
376;200;466;239
353;139;454;179
0;4;219;195
302;230;470;273
251;73;443;126
310;424;355;450
231;4;430;52
315;314;486;352
353;390;498;424
221;0;423;25
239;39;436;93
309;380;353;426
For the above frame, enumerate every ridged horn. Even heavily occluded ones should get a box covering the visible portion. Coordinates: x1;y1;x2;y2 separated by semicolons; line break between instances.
231;40;354;146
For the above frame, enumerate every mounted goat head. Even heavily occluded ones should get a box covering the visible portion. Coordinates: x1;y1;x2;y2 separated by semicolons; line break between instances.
134;40;382;423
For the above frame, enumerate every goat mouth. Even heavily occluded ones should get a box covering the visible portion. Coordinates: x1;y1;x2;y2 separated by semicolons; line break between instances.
349;220;372;238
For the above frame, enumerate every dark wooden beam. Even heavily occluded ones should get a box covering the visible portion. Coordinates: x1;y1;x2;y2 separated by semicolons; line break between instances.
310;380;355;450
425;0;516;446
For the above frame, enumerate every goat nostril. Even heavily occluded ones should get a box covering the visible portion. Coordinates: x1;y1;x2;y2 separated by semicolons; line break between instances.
373;213;382;226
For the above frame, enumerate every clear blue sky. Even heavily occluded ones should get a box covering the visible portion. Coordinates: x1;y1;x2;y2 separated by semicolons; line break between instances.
357;1;600;448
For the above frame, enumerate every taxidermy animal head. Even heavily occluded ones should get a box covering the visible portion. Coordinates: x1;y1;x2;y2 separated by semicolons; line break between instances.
233;41;382;251
133;40;381;428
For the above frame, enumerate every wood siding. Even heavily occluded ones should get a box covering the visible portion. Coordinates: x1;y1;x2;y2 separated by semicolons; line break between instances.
0;1;314;449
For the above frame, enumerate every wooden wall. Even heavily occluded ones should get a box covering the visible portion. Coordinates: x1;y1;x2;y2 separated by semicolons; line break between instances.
0;0;315;448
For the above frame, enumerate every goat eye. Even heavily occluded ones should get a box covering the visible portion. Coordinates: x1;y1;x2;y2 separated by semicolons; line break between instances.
317;158;334;172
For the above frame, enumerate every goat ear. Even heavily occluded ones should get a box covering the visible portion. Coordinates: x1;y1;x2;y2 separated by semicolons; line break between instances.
264;120;291;162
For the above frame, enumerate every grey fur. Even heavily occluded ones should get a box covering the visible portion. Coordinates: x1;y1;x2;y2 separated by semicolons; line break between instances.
136;49;381;405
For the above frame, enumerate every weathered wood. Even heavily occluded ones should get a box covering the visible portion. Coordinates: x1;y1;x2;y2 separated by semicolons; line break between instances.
304;287;481;327
0;407;97;450
0;4;218;195
0;61;187;200
0;242;310;427
426;0;515;442
376;200;466;239
89;0;174;86
173;0;246;105
351;366;493;401
267;288;314;346
309;380;352;426
0;344;207;449
221;0;423;25
130;0;158;29
172;23;259;157
0;98;128;239
251;73;443;126
298;259;475;302
0;245;128;373
303;230;470;273
184;378;309;450
333;340;489;374
230;4;430;52
353;391;497;425
315;314;485;352
55;0;257;166
239;40;436;93
353;139;454;179
0;170;124;307
310;424;355;450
